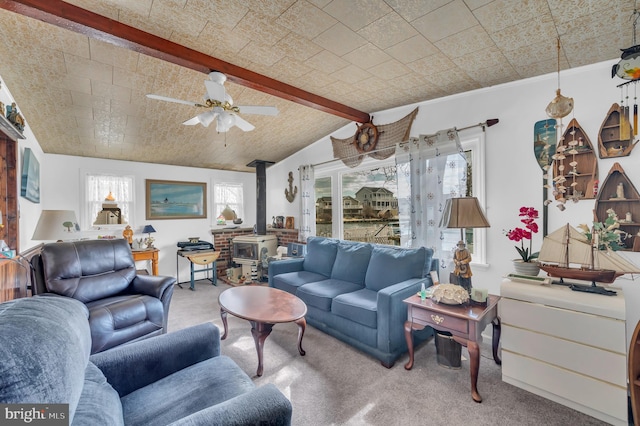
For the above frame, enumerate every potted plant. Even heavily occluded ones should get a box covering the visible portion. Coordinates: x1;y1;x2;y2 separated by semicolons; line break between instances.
505;206;540;276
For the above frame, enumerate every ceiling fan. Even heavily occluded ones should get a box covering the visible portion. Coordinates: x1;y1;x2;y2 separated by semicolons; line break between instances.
146;71;278;132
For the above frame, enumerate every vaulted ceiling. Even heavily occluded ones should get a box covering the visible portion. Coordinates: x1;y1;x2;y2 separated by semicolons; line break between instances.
0;0;633;171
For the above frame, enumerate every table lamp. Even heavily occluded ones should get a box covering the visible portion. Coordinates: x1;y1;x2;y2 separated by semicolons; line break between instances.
142;225;156;248
439;197;490;293
32;210;80;242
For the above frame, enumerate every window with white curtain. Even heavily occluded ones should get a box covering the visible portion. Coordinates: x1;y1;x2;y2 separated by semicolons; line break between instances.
84;173;134;229
314;131;486;264
214;182;244;222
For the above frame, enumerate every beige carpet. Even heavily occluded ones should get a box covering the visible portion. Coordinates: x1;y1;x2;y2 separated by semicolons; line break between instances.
168;280;609;426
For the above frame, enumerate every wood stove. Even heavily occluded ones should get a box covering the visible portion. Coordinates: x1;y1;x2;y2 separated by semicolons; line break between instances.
232;234;277;280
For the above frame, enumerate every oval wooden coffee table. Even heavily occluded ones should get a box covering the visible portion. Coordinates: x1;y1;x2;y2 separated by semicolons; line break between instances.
218;286;307;377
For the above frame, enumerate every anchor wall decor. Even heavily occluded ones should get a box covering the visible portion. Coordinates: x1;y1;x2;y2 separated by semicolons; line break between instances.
285;171;297;203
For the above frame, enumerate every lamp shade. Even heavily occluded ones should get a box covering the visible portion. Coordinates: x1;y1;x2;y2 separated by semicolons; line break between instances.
440;197;490;229
142;225;156;234
32;210;80;241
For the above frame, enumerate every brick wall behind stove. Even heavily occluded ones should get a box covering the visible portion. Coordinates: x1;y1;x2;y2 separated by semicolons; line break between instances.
211;228;301;274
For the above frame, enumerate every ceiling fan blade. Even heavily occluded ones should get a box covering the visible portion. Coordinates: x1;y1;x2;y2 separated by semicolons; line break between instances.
237;105;279;116
233;115;255;131
146;94;205;108
182;111;218;127
204;80;226;102
200;111;218;127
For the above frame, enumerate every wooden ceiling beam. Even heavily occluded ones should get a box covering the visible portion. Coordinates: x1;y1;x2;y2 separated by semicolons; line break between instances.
0;0;371;123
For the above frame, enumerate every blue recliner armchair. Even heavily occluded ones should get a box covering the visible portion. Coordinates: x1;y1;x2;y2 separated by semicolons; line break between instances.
31;238;175;354
0;296;292;425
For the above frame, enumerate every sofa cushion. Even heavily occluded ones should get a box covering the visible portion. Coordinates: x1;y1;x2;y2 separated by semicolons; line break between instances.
331;288;377;328
271;270;329;295
120;355;255;426
331;242;372;285
297;279;363;312
86;295;164;354
364;246;427;291
0;297;91;423
72;362;124;426
302;237;339;277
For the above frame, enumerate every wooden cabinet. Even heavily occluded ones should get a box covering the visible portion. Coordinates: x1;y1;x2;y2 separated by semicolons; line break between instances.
553;118;597;200
598;103;638;158
499;279;627;425
594;162;640;251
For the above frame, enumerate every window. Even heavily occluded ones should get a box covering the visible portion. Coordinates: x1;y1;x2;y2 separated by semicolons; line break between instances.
315;177;332;237
315;157;398;245
84;173;134;229
314;131;486;262
442;134;486;263
214;183;244;222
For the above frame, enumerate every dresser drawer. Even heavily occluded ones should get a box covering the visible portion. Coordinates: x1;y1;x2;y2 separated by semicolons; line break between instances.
411;308;468;334
499;297;626;353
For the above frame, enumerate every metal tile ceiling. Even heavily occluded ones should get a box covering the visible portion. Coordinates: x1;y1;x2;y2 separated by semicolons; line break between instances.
0;0;633;171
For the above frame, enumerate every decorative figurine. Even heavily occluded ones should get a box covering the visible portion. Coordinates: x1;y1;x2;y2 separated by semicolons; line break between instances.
451;240;472;294
6;102;24;131
122;225;133;247
617;182;626;199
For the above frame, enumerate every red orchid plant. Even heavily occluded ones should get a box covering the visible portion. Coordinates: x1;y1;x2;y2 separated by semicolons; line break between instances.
504;207;540;263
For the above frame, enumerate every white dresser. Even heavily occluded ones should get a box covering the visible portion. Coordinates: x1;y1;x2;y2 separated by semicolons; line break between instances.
499;279;627;425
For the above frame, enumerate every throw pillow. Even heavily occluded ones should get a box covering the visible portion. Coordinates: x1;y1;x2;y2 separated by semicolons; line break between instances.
303;237;339;277
331;242;373;285
364;246;427;291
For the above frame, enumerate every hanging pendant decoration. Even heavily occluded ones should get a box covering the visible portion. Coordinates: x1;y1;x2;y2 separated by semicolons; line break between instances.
546;37;574;119
612;9;640;81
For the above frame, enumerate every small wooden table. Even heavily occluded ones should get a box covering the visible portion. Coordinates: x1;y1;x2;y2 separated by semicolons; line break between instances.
132;248;159;275
219;286;307;377
403;294;501;403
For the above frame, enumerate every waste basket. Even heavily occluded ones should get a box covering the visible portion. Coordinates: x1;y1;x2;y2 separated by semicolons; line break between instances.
434;331;462;369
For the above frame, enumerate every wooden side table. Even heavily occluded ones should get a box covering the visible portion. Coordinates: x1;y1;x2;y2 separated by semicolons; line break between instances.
403;294;501;403
132;248;159;275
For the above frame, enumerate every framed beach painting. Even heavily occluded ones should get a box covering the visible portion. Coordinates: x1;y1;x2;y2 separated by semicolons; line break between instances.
146;179;207;220
21;147;40;203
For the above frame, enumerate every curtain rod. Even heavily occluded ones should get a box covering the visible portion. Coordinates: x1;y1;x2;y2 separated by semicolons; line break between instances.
306;118;499;169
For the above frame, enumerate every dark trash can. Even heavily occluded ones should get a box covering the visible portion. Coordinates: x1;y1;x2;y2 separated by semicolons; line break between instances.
434;331;462;369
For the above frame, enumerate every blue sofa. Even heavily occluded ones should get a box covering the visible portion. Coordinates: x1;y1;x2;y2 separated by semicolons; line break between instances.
268;236;436;367
0;296;292;425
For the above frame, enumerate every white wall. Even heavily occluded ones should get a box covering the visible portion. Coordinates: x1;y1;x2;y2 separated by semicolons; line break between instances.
0;76;44;253
23;153;256;280
267;59;640;345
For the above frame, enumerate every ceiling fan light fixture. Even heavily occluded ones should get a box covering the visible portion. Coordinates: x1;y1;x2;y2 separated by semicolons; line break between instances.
217;112;236;132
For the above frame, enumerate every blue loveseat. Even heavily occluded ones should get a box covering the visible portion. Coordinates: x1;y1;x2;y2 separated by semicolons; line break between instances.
0;296;292;425
268;236;437;367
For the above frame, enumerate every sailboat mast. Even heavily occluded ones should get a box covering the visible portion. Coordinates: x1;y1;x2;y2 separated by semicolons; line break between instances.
563;223;570;267
590;226;598;271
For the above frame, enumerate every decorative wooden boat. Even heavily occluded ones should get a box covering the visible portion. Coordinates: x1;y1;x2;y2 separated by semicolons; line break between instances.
538;223;639;282
594;162;640;251
552;118;597;200
598;103;638;158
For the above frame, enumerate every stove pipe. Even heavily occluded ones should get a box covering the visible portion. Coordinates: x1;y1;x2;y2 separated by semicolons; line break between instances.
247;160;274;235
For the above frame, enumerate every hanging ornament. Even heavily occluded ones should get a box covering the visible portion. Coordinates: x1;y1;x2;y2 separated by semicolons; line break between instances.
612;8;640;81
546;37;574;119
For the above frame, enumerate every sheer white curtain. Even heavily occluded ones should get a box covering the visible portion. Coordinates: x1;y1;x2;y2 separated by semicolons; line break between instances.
86;174;134;227
396;129;466;277
299;165;315;242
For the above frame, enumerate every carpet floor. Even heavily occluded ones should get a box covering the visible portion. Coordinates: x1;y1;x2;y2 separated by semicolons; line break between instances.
168;280;608;426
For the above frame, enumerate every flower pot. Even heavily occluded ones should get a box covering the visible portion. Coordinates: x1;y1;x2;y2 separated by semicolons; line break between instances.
512;260;540;276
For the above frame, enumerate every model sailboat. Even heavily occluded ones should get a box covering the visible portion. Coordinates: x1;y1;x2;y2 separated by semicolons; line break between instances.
538;224;640;294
